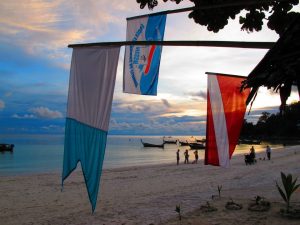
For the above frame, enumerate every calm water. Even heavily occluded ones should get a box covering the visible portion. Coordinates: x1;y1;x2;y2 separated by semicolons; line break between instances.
0;134;283;176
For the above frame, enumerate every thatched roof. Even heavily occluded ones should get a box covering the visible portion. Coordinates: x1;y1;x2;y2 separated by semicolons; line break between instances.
241;14;300;111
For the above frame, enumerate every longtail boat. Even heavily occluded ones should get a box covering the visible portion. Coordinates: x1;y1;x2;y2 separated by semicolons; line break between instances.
141;139;164;148
178;141;190;146
0;144;14;152
189;142;205;149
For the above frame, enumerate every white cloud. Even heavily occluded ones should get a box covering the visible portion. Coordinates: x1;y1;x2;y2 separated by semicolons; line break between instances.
4;92;12;97
41;124;64;132
0;99;5;110
0;0;127;61
29;107;63;119
12;113;35;119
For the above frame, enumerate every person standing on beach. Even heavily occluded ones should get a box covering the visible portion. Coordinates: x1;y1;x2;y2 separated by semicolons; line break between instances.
184;149;189;164
194;150;199;164
266;145;271;160
176;149;180;165
250;146;256;159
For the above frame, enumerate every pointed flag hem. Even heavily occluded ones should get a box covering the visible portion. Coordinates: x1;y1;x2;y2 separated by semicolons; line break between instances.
62;118;107;212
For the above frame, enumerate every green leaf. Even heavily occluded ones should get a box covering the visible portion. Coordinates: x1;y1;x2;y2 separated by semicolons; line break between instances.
292;184;300;193
276;182;287;203
286;174;293;194
175;205;181;213
281;172;287;190
292;178;297;188
239;16;245;24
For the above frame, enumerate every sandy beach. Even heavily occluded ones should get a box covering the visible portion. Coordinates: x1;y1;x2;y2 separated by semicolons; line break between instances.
1;145;300;225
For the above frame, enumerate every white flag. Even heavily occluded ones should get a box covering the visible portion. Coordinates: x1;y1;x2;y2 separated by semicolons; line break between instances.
123;15;166;95
63;46;120;212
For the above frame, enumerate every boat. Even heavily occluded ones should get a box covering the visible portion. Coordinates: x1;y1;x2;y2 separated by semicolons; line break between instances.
163;139;177;144
0;144;14;152
162;136;177;144
189;142;205;149
141;139;164;148
196;138;206;143
238;139;261;145
178;140;190;146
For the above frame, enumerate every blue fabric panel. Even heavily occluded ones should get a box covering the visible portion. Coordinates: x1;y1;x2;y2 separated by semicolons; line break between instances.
62;118;107;212
139;14;166;95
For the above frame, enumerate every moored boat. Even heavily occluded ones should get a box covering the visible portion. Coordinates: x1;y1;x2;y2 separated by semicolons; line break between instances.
238;139;261;145
189;142;205;149
196;138;206;143
0;144;14;152
163;136;177;144
141;139;164;148
178;141;190;146
163;139;177;144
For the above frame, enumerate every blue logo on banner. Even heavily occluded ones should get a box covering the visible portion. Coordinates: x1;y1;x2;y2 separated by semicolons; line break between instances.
128;15;166;95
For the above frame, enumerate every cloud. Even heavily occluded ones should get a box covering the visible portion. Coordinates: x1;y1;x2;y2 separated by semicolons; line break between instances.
4;92;12;97
109;116;205;135
112;96;207;123
161;99;171;108
41;124;64;132
185;91;207;100
0;99;4;110
109;97;208;135
12;113;35;119
0;0;116;64
29;107;63;119
0;0;141;58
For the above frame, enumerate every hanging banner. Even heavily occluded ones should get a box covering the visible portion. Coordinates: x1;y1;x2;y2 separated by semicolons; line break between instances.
62;46;120;212
205;73;250;167
123;14;167;95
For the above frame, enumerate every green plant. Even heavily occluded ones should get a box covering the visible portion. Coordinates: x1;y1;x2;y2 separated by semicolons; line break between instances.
175;204;181;221
225;198;243;210
276;172;300;212
217;185;222;198
255;195;262;205
200;201;217;212
248;196;271;212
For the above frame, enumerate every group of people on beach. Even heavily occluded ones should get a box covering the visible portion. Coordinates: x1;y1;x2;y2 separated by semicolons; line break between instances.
176;145;272;165
249;145;272;160
176;149;198;165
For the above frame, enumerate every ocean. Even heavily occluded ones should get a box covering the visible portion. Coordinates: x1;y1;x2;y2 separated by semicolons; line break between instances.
0;134;283;176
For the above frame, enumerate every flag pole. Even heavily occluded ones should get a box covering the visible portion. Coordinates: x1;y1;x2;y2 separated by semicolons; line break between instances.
68;40;274;49
127;0;289;20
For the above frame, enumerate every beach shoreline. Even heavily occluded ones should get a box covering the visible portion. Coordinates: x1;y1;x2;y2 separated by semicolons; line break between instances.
1;145;300;224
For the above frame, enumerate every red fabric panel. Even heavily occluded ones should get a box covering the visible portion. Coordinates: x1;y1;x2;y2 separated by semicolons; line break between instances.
205;93;219;166
216;75;250;159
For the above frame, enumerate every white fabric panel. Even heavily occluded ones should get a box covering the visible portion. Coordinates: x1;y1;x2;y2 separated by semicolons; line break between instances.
123;17;148;94
67;47;120;131
208;75;230;168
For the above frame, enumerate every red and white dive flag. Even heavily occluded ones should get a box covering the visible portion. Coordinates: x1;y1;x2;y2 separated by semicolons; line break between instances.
205;73;250;167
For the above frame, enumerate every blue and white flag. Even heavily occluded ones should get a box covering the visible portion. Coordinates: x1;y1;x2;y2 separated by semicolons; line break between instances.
62;46;120;212
123;15;167;95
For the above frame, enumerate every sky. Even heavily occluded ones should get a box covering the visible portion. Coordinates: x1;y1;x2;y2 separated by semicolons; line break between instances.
0;0;299;136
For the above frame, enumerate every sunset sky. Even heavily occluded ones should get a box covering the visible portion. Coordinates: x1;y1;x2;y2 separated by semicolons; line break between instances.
0;0;299;135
